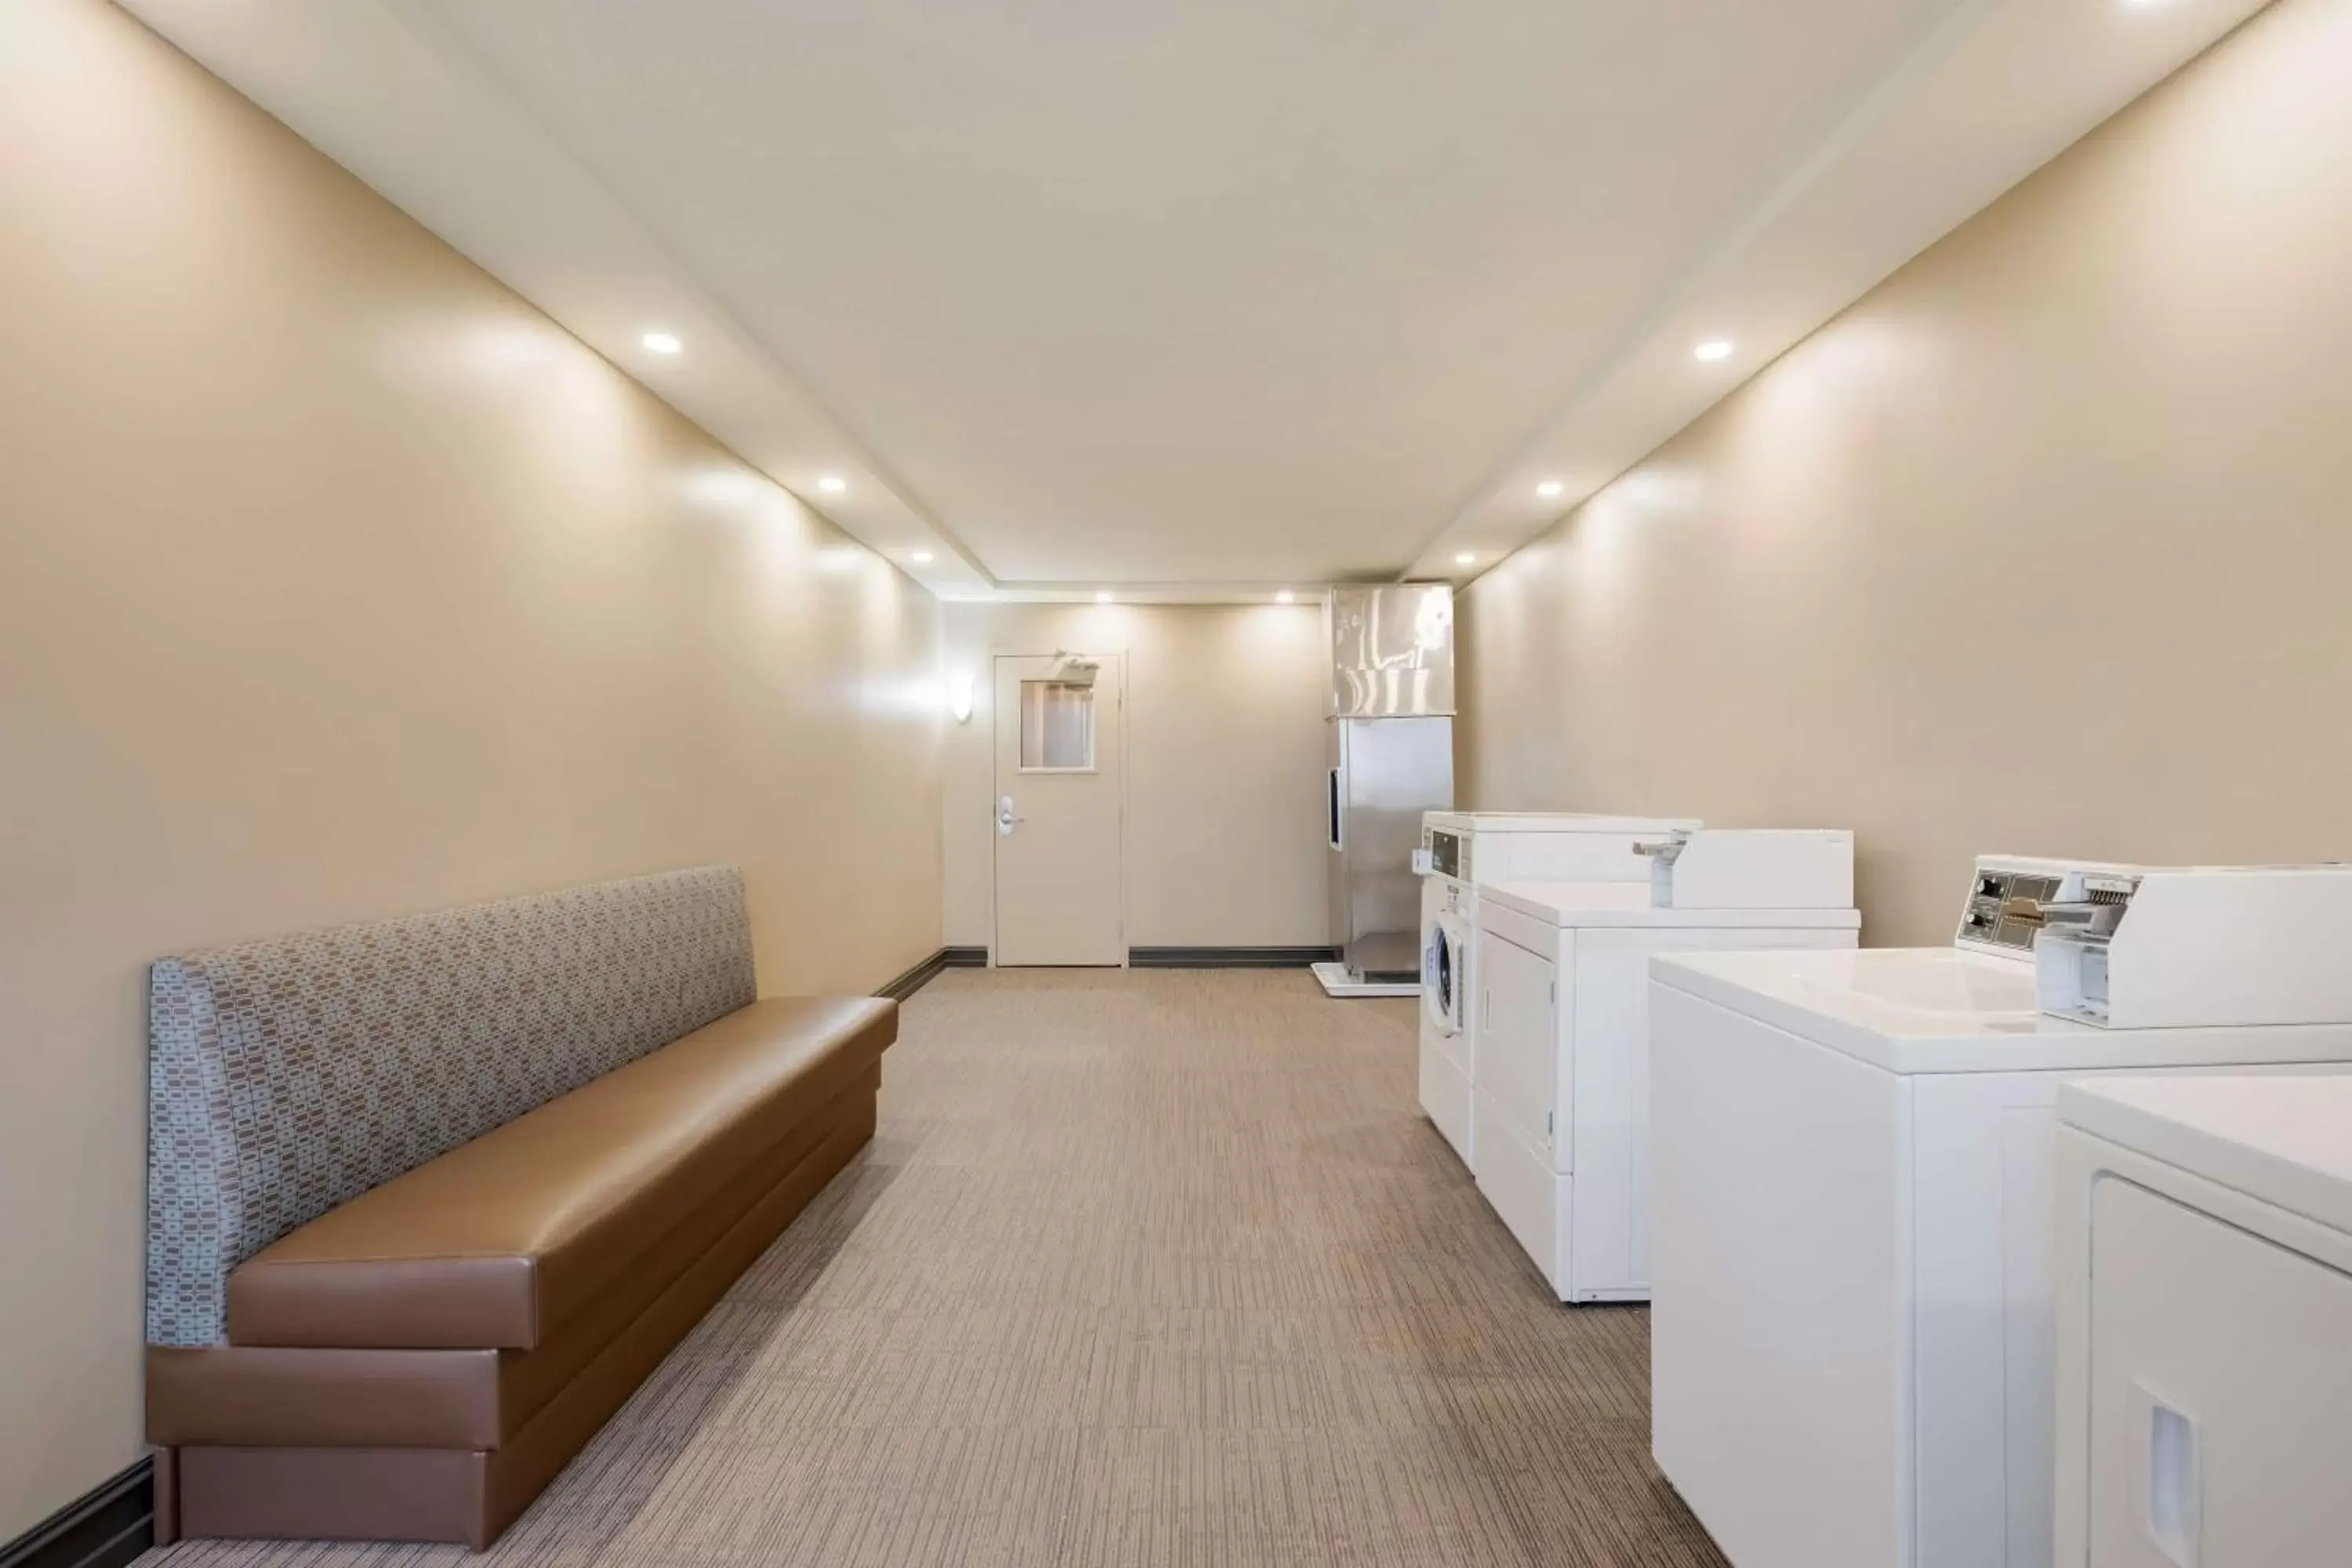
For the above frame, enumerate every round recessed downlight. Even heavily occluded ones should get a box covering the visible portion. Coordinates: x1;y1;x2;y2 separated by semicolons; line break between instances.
641;331;683;354
1694;339;1735;362
1454;552;1477;567
1537;479;1565;499
910;549;935;564
817;474;848;495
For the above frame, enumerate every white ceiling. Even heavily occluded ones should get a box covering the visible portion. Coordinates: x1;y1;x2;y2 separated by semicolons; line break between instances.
127;0;2267;601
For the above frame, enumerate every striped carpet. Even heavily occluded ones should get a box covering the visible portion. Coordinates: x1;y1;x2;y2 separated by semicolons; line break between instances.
148;969;1726;1567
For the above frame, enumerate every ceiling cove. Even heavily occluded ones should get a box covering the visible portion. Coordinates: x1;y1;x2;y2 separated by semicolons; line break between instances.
125;0;2268;601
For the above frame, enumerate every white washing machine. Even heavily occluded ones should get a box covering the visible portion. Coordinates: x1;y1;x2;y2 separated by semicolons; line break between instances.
1648;859;2352;1568
1472;829;1857;1302
2054;1076;2352;1568
1421;883;1469;1043
1416;811;1699;1167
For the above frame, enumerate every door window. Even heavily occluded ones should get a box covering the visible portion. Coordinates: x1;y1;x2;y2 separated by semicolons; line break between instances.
1018;681;1096;771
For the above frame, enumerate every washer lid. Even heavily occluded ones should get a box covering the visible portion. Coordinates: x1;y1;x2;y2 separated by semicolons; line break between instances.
1654;947;2352;1075
1482;879;1861;931
2062;1076;2352;1238
1421;811;1701;836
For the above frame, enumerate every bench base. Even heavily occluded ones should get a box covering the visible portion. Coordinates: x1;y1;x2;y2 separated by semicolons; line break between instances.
154;1073;877;1551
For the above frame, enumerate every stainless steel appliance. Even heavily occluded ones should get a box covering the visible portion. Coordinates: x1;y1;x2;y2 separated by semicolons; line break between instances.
1323;586;1455;985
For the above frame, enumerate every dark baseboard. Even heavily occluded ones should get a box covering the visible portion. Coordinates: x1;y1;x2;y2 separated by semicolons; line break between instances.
1;1460;151;1568
874;946;990;1001
888;946;1331;983
1128;946;1340;969
874;949;947;1001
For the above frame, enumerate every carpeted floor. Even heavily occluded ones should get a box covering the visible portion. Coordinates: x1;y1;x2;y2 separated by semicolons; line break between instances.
148;969;1726;1568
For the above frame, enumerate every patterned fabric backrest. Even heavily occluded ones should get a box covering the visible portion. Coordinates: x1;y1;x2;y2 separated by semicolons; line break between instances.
145;866;757;1347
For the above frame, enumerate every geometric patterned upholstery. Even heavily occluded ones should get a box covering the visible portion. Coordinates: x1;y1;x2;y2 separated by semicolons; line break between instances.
144;867;757;1347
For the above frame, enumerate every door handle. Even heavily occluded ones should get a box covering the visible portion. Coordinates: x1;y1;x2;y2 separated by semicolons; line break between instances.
2134;1381;2201;1566
996;794;1023;837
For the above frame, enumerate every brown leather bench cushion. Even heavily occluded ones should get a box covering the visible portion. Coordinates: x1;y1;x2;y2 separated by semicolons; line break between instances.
224;996;895;1350
150;1058;879;1451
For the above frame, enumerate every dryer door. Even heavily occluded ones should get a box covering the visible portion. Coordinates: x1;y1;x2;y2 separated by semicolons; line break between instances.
2085;1178;2352;1568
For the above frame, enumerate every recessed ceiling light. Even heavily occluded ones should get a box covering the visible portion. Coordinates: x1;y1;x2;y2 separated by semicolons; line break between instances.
641;331;682;354
1694;339;1735;362
1537;479;1565;499
817;474;848;495
909;549;935;564
1095;590;1114;604
1454;552;1477;567
1276;590;1296;604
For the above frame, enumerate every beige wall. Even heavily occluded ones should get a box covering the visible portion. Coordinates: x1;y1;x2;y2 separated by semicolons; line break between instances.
1459;0;2352;948
0;0;943;1537
942;603;1330;951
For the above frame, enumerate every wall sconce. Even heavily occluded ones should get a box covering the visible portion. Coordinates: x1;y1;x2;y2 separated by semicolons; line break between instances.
948;670;975;724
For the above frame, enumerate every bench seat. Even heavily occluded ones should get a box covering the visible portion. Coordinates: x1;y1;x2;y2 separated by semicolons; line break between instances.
225;996;894;1350
147;1060;874;1452
143;868;898;1549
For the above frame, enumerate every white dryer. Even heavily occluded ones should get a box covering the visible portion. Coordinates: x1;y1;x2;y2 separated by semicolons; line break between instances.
1416;811;1699;1167
2054;1076;2352;1568
1472;829;1857;1302
1649;859;2352;1568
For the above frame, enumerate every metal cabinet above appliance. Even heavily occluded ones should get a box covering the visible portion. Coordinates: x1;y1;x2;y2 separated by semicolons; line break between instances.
1327;584;1455;718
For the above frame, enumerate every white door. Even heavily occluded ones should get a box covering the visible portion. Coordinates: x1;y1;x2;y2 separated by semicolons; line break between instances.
993;653;1124;966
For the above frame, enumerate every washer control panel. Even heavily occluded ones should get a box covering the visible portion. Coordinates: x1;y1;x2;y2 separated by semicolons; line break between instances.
1958;865;2066;954
1424;828;1466;881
